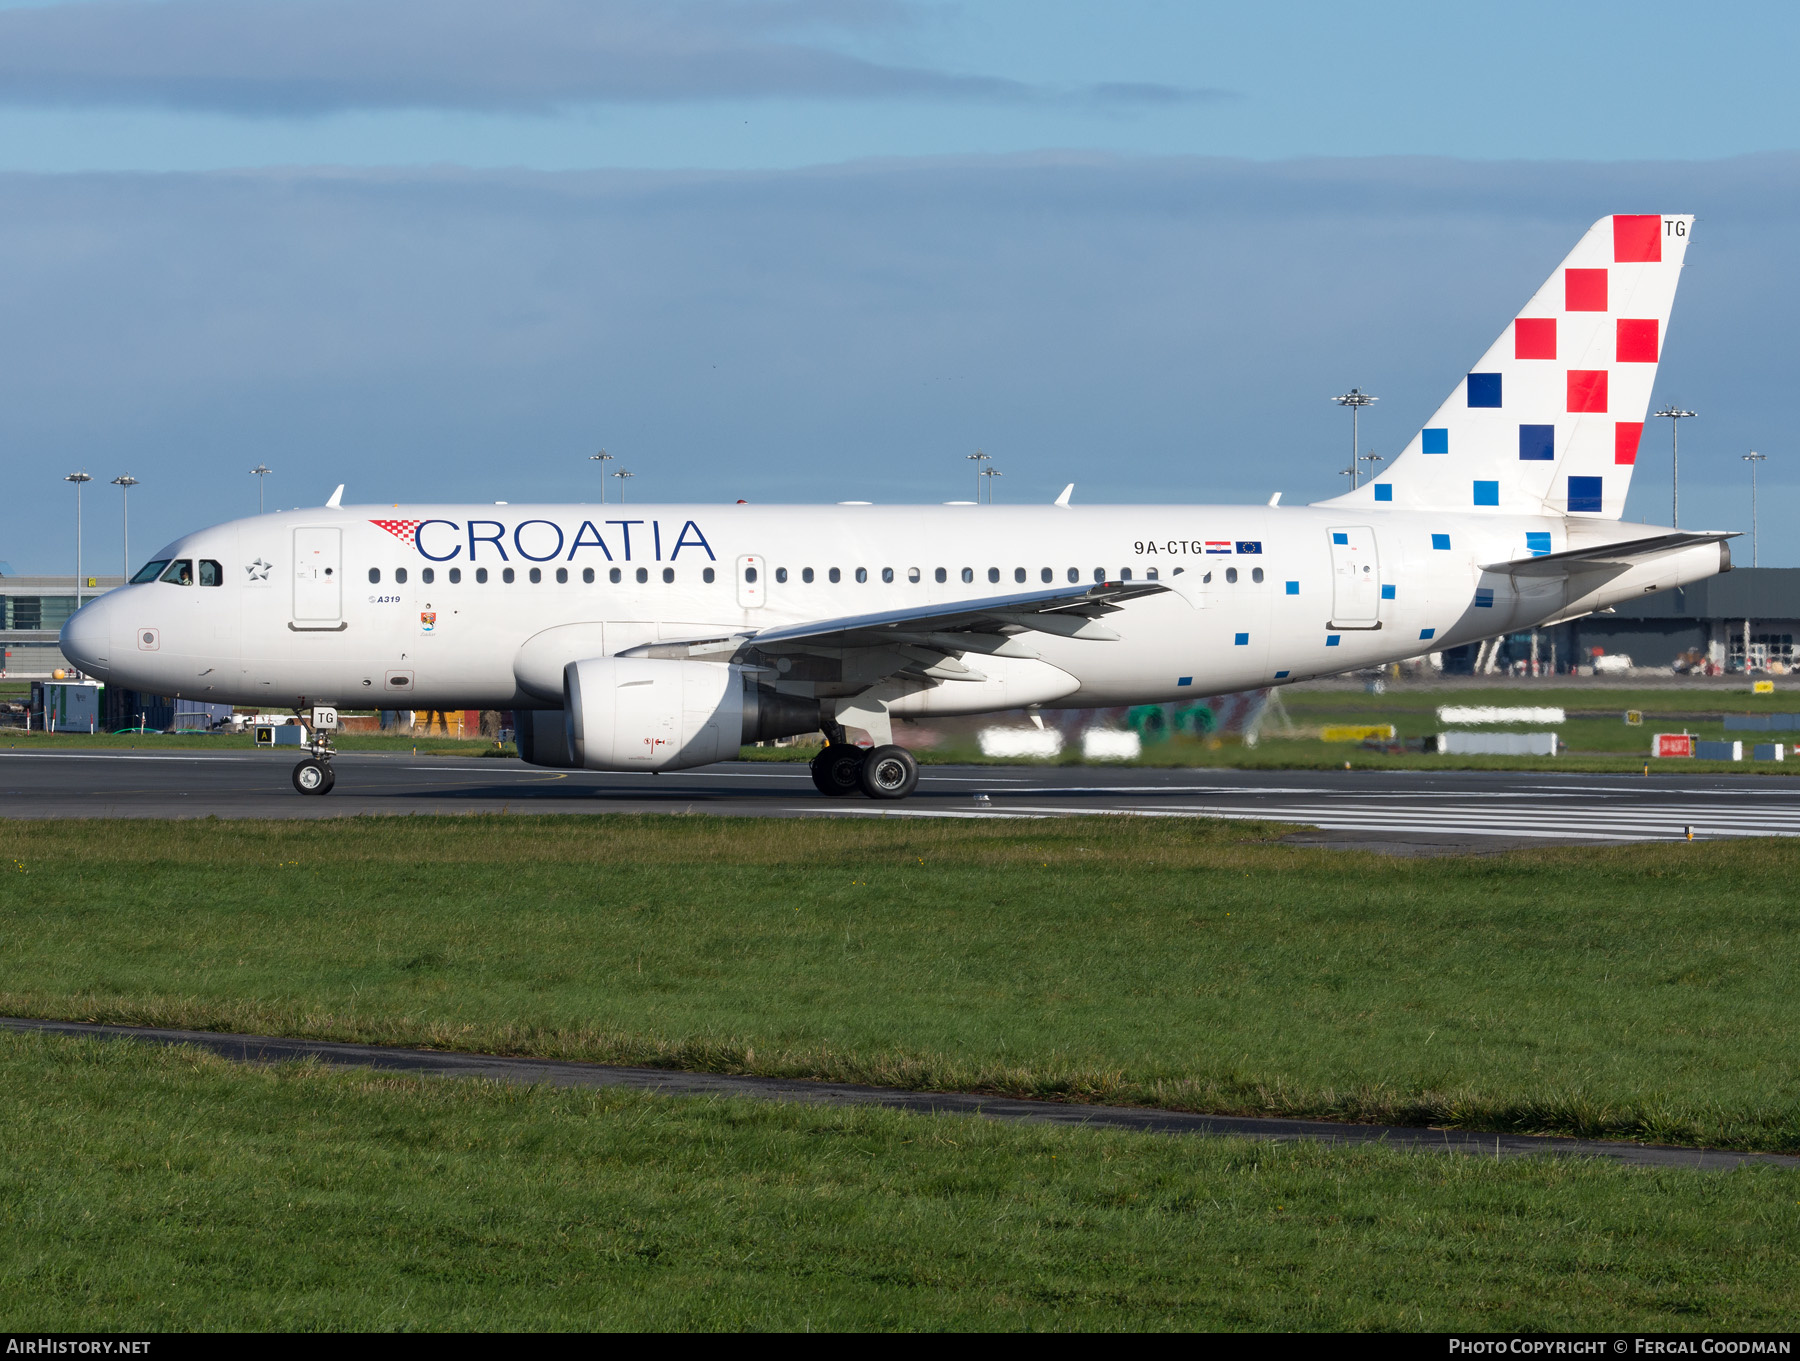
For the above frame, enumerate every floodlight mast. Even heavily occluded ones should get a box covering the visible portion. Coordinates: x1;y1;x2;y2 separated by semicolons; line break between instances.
111;475;138;579
980;465;1002;503
250;463;272;514
1655;406;1696;527
1331;389;1378;488
612;467;633;503
590;450;613;505
1743;452;1767;567
966;450;990;502
64;472;92;610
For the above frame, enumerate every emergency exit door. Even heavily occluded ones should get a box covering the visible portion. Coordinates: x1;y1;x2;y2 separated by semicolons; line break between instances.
736;554;765;609
292;527;343;624
1327;526;1381;628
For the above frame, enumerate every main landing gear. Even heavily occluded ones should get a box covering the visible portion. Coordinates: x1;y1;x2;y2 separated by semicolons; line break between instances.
809;742;920;801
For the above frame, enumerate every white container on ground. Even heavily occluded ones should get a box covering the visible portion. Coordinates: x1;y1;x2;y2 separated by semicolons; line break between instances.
1081;728;1142;762
978;727;1064;760
1437;706;1566;725
1439;731;1558;757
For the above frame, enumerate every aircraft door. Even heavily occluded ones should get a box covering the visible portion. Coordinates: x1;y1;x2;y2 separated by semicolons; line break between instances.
292;527;343;624
736;554;765;609
1327;526;1381;628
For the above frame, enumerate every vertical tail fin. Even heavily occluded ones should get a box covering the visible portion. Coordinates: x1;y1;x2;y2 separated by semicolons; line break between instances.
1321;214;1692;520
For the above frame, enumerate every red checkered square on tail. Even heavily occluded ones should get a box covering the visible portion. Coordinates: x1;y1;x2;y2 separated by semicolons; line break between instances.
1615;422;1643;466
1567;370;1608;413
371;518;423;547
1613;215;1662;263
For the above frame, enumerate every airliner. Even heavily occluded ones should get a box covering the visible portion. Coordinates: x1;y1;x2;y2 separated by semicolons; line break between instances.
60;213;1731;799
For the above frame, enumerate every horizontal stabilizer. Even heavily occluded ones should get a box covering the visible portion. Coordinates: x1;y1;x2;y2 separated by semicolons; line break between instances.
1485;530;1735;577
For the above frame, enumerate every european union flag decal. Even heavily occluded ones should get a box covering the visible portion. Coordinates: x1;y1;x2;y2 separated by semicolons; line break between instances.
1235;541;1262;554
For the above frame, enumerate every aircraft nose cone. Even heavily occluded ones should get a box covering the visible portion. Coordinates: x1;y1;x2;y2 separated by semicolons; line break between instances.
60;599;112;680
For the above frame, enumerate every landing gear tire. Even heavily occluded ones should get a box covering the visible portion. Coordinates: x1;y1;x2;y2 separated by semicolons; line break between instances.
293;758;335;796
859;744;919;800
810;744;867;797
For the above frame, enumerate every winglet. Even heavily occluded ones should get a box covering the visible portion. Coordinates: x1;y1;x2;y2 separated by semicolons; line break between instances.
1268;492;1282;507
1054;484;1074;507
325;484;344;509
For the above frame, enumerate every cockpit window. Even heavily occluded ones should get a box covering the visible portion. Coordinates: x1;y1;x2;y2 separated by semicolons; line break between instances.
131;559;171;584
159;559;194;586
198;560;223;587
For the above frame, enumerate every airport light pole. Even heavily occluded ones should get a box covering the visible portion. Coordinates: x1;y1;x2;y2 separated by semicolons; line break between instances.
1655;406;1695;527
1331;389;1378;489
590;450;613;504
612;468;633;503
1743;452;1767;566
980;465;1001;503
250;463;272;513
64;472;92;609
111;475;138;578
967;450;990;502
1358;450;1385;485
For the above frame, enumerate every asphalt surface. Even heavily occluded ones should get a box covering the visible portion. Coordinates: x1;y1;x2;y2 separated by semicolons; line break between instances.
5;747;1800;849
5;1017;1788;1172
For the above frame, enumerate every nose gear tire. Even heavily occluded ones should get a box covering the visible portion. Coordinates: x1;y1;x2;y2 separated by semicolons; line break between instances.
810;744;867;797
858;745;919;800
293;758;334;795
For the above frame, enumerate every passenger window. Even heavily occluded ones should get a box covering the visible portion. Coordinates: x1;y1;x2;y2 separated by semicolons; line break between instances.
935;568;947;584
662;568;674;584
987;568;1000;584
961;568;973;584
802;567;815;583
636;567;649;584
368;567;381;584
199;560;223;587
1146;567;1158;581
1120;567;1133;581
131;560;170;584
703;567;715;584
745;566;758;583
421;568;434;584
1252;567;1264;584
476;568;489;584
159;560;193;586
908;567;921;583
555;567;567;584
855;567;868;583
1014;568;1026;584
395;567;408;585
775;567;788;584
1041;568;1052;583
582;568;594;584
503;568;516;584
1067;568;1079;583
609;568;621;584
450;567;462;584
1226;567;1238;583
882;567;894;583
829;568;841;583
528;568;541;584
1203;571;1212;584
1093;568;1105;583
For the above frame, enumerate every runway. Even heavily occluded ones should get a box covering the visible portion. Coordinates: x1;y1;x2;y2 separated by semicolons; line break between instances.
4;747;1800;849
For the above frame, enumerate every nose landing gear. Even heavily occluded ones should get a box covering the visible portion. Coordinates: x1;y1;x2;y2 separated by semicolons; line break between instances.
289;705;339;796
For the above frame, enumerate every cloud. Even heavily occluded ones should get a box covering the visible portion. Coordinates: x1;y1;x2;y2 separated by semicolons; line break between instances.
0;0;1223;114
1;152;1793;570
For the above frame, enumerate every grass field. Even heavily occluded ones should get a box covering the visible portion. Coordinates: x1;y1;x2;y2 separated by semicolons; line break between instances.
1;1029;1794;1330
5;816;1798;1153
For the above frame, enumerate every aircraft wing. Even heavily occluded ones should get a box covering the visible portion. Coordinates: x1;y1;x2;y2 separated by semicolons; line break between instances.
1485;531;1737;578
624;580;1171;661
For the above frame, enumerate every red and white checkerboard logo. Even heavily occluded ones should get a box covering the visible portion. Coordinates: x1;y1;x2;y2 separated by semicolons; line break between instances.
371;518;423;547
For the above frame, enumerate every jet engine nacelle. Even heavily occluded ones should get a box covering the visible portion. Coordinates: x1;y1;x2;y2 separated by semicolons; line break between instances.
558;656;819;772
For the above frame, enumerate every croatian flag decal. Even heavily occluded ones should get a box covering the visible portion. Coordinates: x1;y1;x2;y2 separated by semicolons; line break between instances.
1204;541;1232;554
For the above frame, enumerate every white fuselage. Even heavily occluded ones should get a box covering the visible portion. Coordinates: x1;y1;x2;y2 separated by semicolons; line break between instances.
61;501;1725;715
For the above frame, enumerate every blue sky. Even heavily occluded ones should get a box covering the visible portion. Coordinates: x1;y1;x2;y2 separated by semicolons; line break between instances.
3;0;1795;570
